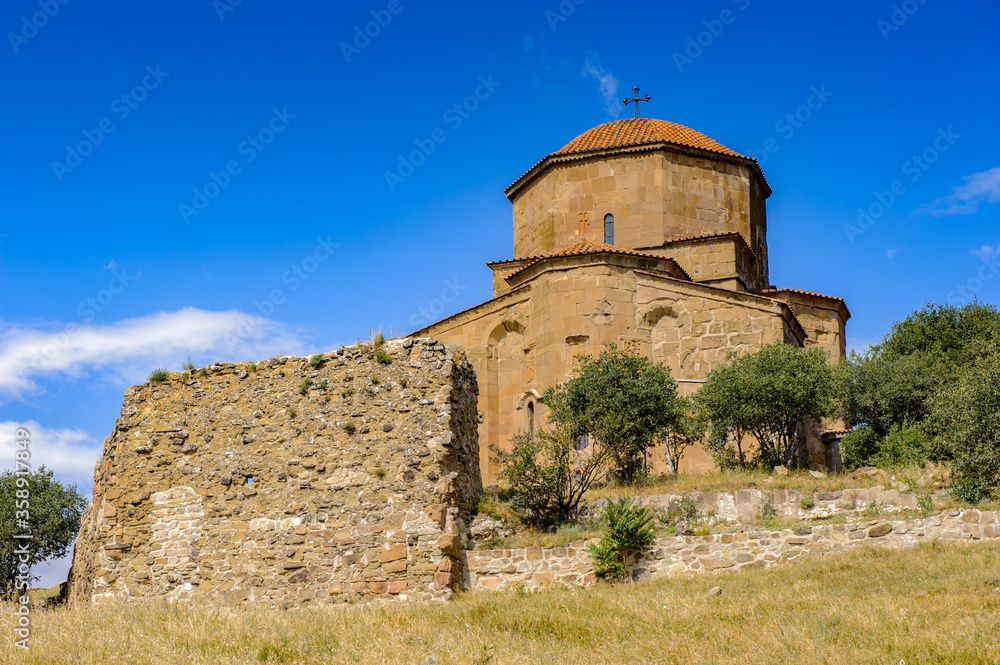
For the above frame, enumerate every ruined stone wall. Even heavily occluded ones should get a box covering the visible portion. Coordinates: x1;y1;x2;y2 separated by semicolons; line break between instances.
468;508;1000;591
66;338;482;607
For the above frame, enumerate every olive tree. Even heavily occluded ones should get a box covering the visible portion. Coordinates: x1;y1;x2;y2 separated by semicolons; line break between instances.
0;467;87;599
544;344;690;484
697;342;836;468
490;425;611;527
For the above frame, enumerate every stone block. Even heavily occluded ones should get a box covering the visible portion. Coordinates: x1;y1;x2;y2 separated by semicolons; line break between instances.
439;534;462;558
380;544;407;563
382;560;407;573
433;572;453;589
700;558;735;570
867;523;892;538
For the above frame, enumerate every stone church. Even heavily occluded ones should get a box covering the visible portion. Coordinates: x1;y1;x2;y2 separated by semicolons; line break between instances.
410;116;850;482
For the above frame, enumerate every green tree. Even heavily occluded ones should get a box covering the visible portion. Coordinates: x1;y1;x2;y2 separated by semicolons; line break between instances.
697;342;836;468
930;336;1000;502
836;302;1000;466
490;426;611;527
544;344;688;484
1;467;87;599
664;395;706;474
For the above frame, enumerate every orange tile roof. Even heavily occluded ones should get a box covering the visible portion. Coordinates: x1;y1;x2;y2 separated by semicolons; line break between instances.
658;231;756;257
505;240;691;282
762;287;851;318
506;117;770;198
554;118;747;159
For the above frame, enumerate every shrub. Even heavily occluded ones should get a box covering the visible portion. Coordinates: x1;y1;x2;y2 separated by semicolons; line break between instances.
758;493;778;525
800;496;815;510
299;378;312;395
399;378;408;388
490;427;611;528
374;468;386;478
931;340;1000;503
344;422;357;435
370;375;380;385
149;369;169;382
863;500;883;518
872;426;930;467
841;427;882;469
586;498;656;582
199;368;209;378
659;496;699;529
308;354;324;369
918;493;934;514
182;360;196;371
707;439;741;471
341;388;354;398
288;408;296;419
372;329;386;347
375;350;392;365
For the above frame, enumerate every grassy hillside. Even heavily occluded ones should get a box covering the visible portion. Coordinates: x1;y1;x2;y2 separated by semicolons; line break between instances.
3;541;999;664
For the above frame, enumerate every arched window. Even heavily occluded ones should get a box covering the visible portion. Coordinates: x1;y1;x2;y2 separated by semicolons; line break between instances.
604;214;615;245
527;401;535;434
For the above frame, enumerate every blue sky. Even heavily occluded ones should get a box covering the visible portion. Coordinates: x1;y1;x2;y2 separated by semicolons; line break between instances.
2;0;999;583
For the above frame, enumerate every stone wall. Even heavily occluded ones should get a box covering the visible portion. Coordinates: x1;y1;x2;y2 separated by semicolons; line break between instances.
583;486;921;523
66;338;482;607
467;508;1000;591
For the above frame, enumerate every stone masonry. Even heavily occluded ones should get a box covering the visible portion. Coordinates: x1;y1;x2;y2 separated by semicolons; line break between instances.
65;338;482;607
468;508;1000;591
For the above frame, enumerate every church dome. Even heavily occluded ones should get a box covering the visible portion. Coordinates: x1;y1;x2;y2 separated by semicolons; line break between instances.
506;117;764;200
554;117;747;160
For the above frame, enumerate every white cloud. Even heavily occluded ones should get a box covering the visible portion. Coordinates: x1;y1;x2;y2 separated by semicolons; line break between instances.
0;420;100;491
581;55;621;119
886;248;901;259
971;244;999;261
0;307;309;400
922;166;1000;216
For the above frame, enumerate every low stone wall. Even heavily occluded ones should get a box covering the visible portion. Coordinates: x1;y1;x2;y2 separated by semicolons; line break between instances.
584;486;922;523
66;338;482;608
468;509;999;592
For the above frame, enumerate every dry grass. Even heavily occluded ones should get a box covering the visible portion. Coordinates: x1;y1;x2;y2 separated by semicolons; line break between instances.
583;464;951;500
4;541;1000;664
479;523;602;550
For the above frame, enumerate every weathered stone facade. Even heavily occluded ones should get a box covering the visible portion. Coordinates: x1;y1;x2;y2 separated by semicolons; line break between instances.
468;508;1000;591
66;339;482;607
410;117;851;480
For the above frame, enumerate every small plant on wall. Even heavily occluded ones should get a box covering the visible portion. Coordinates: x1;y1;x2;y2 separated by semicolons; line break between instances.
586;498;656;582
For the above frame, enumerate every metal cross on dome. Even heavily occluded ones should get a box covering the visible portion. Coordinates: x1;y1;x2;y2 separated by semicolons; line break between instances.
622;86;651;118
